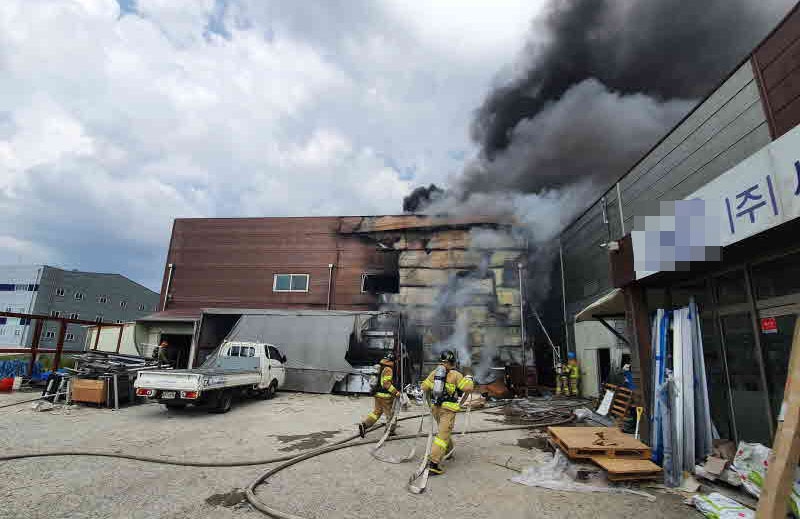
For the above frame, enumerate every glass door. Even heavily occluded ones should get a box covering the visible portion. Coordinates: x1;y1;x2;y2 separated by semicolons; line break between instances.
757;306;799;422
718;312;772;445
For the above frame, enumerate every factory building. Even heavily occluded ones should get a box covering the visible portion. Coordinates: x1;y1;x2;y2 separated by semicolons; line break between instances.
554;4;800;445
147;215;527;381
0;265;159;351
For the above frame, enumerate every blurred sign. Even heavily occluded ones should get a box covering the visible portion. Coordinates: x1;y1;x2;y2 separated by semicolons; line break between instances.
633;124;800;279
760;317;778;334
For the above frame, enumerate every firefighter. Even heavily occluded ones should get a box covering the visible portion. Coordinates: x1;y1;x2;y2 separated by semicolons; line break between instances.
555;360;569;396
358;352;401;438
420;350;474;475
153;340;171;366
567;351;580;396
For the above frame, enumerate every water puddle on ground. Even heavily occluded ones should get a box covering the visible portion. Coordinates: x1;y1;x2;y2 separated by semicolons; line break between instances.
205;489;247;508
271;430;341;452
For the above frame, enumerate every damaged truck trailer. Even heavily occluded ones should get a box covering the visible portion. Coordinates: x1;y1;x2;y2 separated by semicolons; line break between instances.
191;309;404;395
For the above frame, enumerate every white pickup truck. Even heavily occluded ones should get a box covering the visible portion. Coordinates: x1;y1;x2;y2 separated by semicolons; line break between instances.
134;341;286;413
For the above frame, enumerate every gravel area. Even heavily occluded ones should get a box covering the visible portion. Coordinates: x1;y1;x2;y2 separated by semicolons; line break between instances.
0;391;700;519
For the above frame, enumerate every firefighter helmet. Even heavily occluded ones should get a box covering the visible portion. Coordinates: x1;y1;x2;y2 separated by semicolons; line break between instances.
440;350;456;364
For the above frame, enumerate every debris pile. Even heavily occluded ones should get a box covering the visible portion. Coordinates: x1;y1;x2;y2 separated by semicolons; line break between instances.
64;351;165;408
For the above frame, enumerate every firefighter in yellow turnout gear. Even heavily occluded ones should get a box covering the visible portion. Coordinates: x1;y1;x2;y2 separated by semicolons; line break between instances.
420;350;474;475
358;352;401;438
567;351;580;397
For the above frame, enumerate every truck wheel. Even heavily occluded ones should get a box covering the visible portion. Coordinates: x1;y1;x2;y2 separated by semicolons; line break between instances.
210;390;233;413
164;402;187;410
265;380;278;400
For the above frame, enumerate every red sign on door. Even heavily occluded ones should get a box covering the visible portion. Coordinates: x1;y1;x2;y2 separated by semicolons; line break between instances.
761;317;778;334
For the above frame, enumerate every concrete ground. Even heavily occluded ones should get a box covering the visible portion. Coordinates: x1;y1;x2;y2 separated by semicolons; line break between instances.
0;391;700;519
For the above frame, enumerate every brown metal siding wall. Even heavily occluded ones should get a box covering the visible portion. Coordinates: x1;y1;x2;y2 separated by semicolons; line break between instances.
161;217;390;311
753;4;800;139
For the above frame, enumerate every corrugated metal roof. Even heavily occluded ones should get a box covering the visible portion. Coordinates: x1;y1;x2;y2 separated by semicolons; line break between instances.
138;309;202;322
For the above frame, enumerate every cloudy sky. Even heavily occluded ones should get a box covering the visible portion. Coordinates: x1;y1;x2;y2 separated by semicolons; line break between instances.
0;0;548;290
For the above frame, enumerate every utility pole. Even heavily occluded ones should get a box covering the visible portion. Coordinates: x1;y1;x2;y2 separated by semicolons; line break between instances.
518;263;527;395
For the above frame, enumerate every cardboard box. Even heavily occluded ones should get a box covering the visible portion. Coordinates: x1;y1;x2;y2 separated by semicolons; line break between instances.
71;378;107;405
704;456;729;476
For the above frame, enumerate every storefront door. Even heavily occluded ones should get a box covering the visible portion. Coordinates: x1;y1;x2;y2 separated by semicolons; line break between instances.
757;306;799;422
718;311;772;445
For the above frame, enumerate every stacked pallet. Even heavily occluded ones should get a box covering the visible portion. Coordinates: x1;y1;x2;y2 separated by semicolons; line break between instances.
548;426;662;482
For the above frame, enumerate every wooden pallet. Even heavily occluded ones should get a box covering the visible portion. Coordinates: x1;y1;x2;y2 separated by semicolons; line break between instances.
547;426;651;460
603;383;634;425
591;456;662;482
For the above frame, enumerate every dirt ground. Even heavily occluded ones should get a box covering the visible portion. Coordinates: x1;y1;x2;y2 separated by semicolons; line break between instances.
0;391;700;519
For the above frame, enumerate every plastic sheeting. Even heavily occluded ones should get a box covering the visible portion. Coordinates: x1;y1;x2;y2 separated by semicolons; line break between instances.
689;300;713;463
651;309;669;465
732;441;800;516
512;451;656;501
650;299;712;486
223;310;363;393
693;492;754;519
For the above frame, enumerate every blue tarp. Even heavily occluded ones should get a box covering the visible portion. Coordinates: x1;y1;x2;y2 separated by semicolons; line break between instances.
0;360;45;380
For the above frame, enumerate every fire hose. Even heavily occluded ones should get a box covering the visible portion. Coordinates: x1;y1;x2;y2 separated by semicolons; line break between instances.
0;391;70;409
245;413;575;519
0;405;575;519
0;412;430;467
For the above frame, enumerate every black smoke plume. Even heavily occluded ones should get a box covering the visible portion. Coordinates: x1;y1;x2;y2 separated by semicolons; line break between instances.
459;0;795;195
403;183;445;213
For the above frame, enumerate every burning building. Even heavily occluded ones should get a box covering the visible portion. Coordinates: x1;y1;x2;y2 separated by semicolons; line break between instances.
341;215;528;382
143;215;529;385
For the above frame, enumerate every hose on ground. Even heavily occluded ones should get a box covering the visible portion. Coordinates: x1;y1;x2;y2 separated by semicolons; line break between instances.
0;401;575;519
0;412;429;467
245;414;576;519
0;392;69;409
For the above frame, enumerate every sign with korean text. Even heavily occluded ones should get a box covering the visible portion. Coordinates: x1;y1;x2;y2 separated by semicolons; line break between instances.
633;124;800;279
690;124;800;248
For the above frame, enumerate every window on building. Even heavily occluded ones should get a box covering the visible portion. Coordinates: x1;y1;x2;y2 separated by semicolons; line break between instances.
56;288;65;297
50;310;61;318
65;333;75;341
97;295;108;304
4;306;12;312
714;270;748;306
15;284;27;291
44;331;55;339
68;312;80;320
361;273;399;294
136;303;145;311
120;300;127;309
273;274;309;292
0;317;6;325
95;315;103;323
116;320;124;324
19;318;30;326
14;329;21;336
751;251;800;301
74;292;84;301
0;327;5;336
502;260;520;287
0;284;14;291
